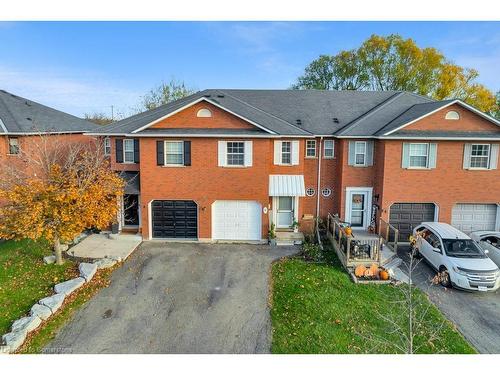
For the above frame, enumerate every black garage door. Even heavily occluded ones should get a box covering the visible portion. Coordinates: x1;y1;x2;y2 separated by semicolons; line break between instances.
389;203;435;241
152;200;198;239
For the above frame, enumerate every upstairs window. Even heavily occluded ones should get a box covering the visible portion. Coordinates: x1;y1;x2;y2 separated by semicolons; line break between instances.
227;142;245;166
354;141;366;166
281;141;292;164
197;108;212;118
123;139;135;163
445;111;460;120
409;143;429;168
324;139;334;158
470;144;490;169
104;137;111;156
306;140;316;157
165;141;184;165
8;137;19;155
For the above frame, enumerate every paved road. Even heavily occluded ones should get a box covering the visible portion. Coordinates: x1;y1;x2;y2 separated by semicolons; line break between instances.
46;242;299;354
397;245;500;353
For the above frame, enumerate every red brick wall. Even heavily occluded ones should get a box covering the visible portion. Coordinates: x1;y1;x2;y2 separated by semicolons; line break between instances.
109;137;140;172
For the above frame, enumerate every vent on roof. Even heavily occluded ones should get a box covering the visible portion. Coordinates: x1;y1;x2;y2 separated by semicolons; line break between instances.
332;118;339;124
296;119;302;126
25;101;31;106
26;117;32;121
216;94;224;98
203;94;211;98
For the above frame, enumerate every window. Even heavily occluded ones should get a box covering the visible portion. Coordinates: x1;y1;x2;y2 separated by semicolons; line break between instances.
306;140;316;157
445;111;460;120
470;144;490;169
226;142;245;166
306;188;315;197
104;137;111;156
354;141;366;166
123;139;135;163
165;141;184;165
321;188;332;197
197;108;212;118
324;140;334;158
281;141;291;164
409;143;429;168
8;137;19;155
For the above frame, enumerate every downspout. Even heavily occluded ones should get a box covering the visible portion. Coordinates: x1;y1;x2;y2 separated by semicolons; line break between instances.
316;137;324;249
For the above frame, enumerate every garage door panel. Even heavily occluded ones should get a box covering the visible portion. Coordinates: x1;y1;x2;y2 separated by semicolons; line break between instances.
152;200;198;239
212;200;262;241
452;204;497;234
389;203;436;241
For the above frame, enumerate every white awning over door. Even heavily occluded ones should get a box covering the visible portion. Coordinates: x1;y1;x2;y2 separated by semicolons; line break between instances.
269;175;306;197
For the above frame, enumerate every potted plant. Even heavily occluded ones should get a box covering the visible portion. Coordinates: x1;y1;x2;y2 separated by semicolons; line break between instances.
291;220;300;233
268;223;277;246
111;221;120;234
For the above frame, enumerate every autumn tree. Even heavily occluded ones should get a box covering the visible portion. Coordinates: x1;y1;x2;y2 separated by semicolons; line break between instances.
137;79;195;112
294;34;498;113
0;135;124;264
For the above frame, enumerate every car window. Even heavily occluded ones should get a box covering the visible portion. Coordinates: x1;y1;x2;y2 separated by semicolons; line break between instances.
426;233;442;250
482;236;500;248
442;239;486;258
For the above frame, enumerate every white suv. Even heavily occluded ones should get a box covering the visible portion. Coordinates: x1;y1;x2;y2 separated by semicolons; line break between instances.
413;222;500;292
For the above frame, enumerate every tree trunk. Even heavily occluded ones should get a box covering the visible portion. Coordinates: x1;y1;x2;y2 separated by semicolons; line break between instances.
54;236;64;265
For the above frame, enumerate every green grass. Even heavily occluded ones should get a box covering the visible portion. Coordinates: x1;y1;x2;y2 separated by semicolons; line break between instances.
0;239;76;337
270;252;476;354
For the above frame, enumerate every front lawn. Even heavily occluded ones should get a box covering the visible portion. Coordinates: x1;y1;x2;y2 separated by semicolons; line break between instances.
0;239;76;336
270;254;475;354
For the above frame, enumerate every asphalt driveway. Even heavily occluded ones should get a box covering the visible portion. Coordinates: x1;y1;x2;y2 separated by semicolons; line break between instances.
46;242;298;354
397;245;500;354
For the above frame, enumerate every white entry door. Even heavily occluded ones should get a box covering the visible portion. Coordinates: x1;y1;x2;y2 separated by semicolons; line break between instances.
212;200;262;240
345;188;373;229
277;197;294;228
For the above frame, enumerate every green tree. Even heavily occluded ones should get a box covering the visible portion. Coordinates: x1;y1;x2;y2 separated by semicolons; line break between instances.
137;79;195;112
294;34;497;113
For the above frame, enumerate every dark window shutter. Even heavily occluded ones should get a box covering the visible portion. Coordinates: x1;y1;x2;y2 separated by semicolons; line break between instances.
184;141;191;166
134;139;140;163
156;141;164;166
115;139;123;163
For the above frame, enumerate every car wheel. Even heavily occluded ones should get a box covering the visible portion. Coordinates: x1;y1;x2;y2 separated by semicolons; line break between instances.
439;267;452;288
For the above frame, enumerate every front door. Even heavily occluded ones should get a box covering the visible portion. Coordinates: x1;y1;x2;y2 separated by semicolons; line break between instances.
277;197;294;228
345;188;372;229
123;194;139;226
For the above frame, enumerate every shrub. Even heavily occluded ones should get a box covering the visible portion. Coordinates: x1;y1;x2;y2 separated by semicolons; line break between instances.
301;242;323;262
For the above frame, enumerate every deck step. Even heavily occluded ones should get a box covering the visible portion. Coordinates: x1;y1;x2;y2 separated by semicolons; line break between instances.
275;231;304;245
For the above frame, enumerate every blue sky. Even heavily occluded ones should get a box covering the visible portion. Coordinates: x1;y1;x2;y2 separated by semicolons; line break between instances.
0;21;499;118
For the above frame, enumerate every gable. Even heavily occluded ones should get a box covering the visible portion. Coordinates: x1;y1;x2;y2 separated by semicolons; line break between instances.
148;101;258;131
401;103;500;133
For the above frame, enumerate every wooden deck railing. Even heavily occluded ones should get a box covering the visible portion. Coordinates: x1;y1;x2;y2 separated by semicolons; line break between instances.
378;218;399;253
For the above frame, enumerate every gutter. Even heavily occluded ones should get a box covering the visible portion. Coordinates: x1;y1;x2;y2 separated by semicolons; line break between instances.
316;137;324;249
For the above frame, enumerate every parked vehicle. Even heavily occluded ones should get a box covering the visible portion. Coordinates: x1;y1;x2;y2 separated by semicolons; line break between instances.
413;222;500;292
470;231;500;268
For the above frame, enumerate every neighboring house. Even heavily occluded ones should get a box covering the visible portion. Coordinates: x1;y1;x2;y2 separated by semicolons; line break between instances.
89;89;500;242
0;89;99;171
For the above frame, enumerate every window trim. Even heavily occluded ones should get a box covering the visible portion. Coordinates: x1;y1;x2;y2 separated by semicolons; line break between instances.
281;141;292;165
408;142;430;169
123;139;135;164
104;137;111;156
7;137;19;155
226;141;245;167
354;141;367;166
163;140;185;167
323;139;335;159
445;110;460;120
469;143;491;170
305;140;317;158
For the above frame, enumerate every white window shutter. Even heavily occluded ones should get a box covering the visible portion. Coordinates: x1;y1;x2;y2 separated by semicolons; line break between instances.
366;141;374;166
490;144;499;170
291;140;300;165
218;141;226;167
463;143;472;169
348;141;356;166
401;143;410;168
274;140;281;165
428;143;438;169
244;141;253;167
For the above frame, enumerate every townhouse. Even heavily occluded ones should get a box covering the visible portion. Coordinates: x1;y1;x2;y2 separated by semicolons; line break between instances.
0;89;99;170
89;89;500;242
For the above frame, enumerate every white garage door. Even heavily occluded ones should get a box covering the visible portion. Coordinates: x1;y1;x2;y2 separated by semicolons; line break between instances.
452;204;498;234
212;200;262;241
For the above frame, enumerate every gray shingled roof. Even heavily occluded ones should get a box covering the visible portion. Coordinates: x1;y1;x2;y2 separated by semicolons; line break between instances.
92;89;499;138
0;90;98;134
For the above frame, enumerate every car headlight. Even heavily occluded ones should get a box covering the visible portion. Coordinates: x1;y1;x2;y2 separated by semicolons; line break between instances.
452;266;468;276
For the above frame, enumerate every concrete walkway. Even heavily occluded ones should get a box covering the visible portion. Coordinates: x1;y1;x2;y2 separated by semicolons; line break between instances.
68;233;142;260
46;242;299;353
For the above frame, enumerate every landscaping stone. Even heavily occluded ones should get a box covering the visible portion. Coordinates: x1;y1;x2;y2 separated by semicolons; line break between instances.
79;262;97;282
93;257;117;269
30;303;53;320
43;255;56;264
11;315;42;334
39;293;66;313
2;330;27;353
54;277;85;296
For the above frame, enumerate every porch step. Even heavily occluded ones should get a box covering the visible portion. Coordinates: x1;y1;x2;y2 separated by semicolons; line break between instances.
275;231;304;246
382;256;402;270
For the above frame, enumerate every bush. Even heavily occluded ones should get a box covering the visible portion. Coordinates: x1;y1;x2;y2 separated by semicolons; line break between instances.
301;242;323;262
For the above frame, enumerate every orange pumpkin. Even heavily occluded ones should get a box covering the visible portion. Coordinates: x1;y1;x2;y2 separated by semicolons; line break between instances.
345;227;352;236
354;265;366;277
379;270;389;280
364;269;374;277
370;263;379;277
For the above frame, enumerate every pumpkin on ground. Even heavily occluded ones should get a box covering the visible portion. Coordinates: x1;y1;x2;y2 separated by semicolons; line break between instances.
369;263;379;277
354;265;366;277
364;268;374;277
379;269;390;280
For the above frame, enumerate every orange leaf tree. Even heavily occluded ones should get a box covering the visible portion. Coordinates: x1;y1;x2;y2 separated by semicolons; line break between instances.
0;135;124;264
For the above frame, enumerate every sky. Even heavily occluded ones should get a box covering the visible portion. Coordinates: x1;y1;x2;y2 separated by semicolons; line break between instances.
0;21;499;118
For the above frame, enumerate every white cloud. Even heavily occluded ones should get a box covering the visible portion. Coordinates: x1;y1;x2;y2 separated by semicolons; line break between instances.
0;64;142;118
